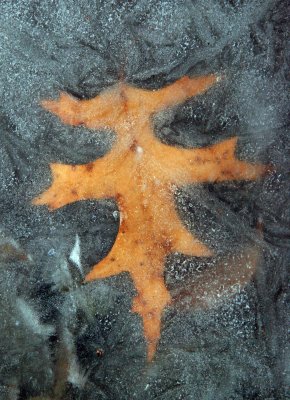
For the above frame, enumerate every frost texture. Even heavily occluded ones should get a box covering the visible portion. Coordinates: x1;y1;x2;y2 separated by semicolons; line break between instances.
0;1;289;399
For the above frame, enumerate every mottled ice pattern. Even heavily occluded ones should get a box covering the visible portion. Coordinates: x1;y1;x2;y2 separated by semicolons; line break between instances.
0;1;289;399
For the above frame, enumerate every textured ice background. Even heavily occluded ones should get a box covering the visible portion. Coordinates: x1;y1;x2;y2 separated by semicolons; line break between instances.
0;1;289;399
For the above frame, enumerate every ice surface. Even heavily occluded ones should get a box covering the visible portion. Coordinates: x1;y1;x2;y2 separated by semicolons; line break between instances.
0;0;289;399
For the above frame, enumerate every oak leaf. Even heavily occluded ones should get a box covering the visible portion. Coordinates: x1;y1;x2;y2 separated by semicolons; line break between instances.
34;75;267;360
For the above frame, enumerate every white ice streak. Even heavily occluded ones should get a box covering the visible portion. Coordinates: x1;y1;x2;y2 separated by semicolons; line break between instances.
62;326;88;388
69;234;83;275
16;298;54;337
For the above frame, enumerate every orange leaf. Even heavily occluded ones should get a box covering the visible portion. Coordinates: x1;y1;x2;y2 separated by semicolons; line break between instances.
33;75;268;361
